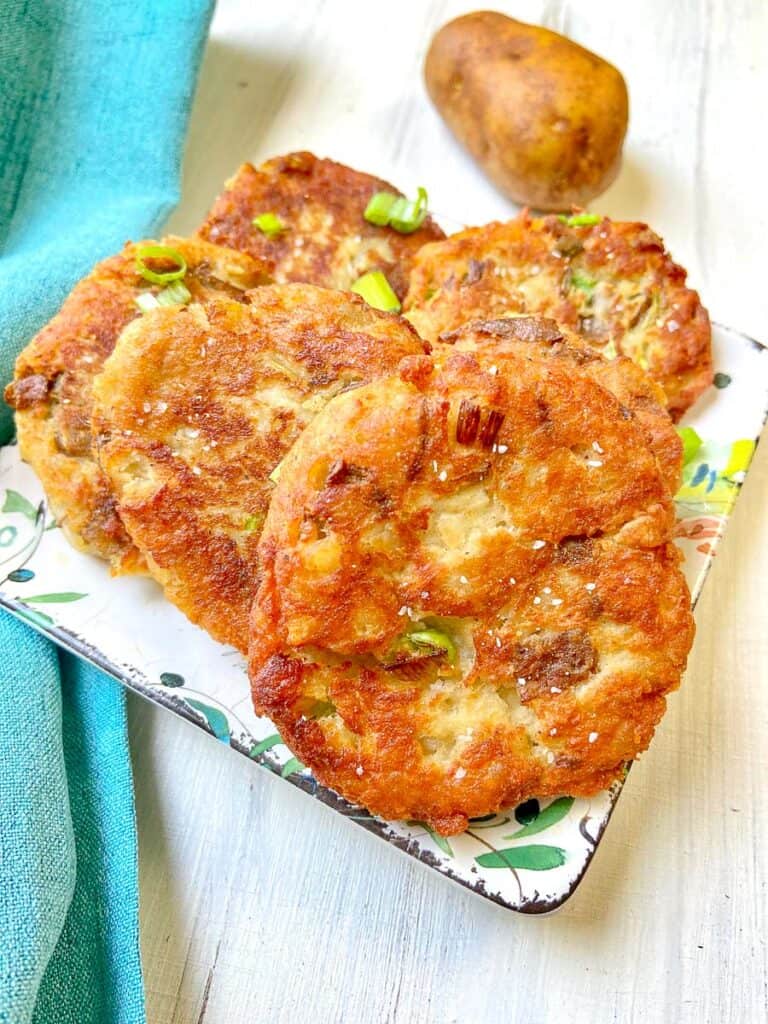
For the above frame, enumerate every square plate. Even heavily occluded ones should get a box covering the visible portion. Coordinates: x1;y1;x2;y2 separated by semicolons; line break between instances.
0;322;765;913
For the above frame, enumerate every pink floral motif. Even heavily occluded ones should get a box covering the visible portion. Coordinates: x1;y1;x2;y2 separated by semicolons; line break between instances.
675;515;725;555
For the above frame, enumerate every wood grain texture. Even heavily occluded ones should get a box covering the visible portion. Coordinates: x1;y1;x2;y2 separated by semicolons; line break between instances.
133;1;768;1021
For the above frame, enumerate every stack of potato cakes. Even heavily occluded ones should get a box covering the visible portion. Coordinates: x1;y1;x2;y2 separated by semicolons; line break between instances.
6;152;711;833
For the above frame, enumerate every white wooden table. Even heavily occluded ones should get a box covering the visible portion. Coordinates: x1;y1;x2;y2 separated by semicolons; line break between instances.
131;2;768;1020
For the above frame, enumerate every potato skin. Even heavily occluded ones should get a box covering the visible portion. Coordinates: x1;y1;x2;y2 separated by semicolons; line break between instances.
424;11;629;210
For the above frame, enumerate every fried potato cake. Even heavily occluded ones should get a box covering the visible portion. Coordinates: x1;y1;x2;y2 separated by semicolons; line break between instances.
4;237;269;573
198;151;445;298
404;212;712;419
436;315;683;497
92;285;428;651
249;321;694;834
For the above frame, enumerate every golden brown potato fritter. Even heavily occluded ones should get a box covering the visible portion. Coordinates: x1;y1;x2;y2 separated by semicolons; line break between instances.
249;320;694;834
4;238;269;572
198;151;445;298
436;315;683;497
92;285;427;651
404;212;712;418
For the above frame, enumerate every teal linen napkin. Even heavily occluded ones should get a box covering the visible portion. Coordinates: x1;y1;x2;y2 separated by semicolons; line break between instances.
0;2;214;1021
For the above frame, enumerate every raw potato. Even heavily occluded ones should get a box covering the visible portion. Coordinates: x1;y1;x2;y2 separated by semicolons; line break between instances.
424;11;629;210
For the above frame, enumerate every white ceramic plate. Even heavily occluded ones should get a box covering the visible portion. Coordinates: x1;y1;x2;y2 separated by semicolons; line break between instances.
0;322;765;913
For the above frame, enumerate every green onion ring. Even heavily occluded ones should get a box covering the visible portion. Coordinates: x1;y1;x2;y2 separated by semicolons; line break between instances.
135;244;187;285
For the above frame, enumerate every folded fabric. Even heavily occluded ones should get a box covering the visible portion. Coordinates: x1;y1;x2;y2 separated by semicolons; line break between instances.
0;1;214;1021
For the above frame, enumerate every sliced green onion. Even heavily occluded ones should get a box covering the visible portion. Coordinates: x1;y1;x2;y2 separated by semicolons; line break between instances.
558;213;601;227
571;269;597;293
135;292;160;313
351;270;401;312
302;698;336;719
253;212;285;237
243;513;264;531
363;187;428;234
268;459;284;484
364;191;399;226
156;280;192;306
408;628;457;666
135;244;187;284
389;187;428;234
677;426;703;466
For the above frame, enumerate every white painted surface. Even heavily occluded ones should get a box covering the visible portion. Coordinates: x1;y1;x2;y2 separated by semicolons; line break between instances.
133;1;768;1020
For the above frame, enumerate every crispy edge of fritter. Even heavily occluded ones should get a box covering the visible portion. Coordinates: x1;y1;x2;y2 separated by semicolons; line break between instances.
249;339;694;832
92;286;428;650
197;151;446;297
436;314;683;496
403;212;713;419
4;238;270;573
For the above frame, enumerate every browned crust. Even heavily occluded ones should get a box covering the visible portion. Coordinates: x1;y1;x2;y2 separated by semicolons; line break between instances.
92;285;427;651
197;151;445;298
4;237;270;572
404;212;713;419
433;315;684;497
248;324;694;834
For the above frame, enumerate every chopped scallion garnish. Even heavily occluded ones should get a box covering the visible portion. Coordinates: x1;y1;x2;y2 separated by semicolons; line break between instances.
268;460;284;484
351;270;401;312
135;244;187;284
135;292;160;313
677;426;703;466
364;187;428;234
571;269;597;293
303;699;336;719
364;191;399;226
156;280;192;306
253;212;285;237
409;628;457;665
558;213;601;227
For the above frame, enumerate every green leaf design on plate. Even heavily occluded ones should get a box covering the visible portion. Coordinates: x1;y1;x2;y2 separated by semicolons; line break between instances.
249;733;284;758
504;797;575;839
423;825;454;857
159;672;185;687
17;604;54;628
475;844;567;871
186;699;230;743
514;798;540;825
280;756;306;778
3;489;38;521
24;592;87;604
723;439;755;477
677;426;702;466
466;813;511;829
408;821;455;856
